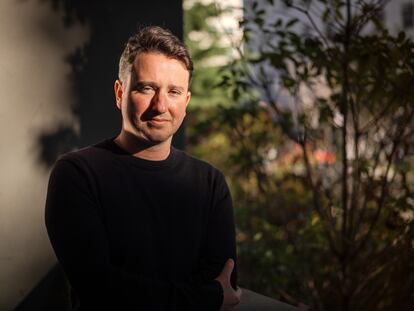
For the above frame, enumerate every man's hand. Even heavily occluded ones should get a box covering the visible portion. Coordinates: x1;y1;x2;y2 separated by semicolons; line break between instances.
215;259;242;311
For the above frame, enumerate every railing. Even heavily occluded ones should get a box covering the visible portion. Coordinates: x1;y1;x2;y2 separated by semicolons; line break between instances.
237;288;299;311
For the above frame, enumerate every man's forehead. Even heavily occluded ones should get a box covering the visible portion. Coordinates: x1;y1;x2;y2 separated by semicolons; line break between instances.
133;53;188;70
130;52;190;86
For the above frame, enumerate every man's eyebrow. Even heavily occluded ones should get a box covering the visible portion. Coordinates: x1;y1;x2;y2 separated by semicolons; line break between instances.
168;84;185;91
132;81;158;89
134;81;158;88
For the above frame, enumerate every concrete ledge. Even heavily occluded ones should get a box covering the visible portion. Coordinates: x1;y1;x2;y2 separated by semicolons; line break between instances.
236;288;299;311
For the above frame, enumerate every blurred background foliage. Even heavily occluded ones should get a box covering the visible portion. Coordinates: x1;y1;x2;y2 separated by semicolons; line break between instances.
184;0;414;310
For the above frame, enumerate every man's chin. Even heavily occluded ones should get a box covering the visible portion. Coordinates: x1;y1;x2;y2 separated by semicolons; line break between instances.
135;131;171;145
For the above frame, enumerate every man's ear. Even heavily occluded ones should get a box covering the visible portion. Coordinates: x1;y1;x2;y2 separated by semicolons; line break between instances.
183;91;191;117
114;80;123;110
185;91;191;108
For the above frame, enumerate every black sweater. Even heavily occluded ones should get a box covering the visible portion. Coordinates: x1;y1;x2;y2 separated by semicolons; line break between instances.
45;138;237;311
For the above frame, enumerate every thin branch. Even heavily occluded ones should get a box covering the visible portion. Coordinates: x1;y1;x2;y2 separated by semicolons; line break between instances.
300;135;341;258
360;94;399;133
338;0;353;262
353;108;414;255
287;3;332;50
348;93;361;242
351;133;384;243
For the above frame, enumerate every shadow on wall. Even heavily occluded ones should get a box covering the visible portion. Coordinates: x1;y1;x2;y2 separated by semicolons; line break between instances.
12;1;183;310
33;0;185;170
14;264;71;311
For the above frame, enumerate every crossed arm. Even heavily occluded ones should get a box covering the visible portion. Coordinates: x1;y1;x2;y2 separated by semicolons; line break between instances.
45;159;240;310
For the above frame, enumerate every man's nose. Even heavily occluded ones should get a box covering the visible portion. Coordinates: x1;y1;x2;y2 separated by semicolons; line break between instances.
151;90;168;113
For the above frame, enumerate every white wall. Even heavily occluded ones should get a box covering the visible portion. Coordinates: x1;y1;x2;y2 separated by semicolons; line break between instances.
0;1;89;309
385;0;414;37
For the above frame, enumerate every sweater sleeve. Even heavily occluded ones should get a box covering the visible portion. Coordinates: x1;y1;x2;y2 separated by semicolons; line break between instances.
194;171;238;291
45;158;223;311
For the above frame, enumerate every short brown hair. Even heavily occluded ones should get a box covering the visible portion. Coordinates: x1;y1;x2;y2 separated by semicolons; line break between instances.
118;26;193;85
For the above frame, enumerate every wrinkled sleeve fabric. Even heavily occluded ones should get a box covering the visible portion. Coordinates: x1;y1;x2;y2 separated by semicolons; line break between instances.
45;158;224;311
195;171;238;291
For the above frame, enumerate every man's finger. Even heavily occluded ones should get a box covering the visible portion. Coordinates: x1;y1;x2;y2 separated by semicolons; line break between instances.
222;258;234;282
230;287;242;307
235;287;242;300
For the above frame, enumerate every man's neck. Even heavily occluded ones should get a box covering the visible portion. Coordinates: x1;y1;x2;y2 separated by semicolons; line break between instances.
114;131;171;161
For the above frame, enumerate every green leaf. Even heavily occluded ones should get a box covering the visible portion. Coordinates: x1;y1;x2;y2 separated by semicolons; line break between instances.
322;8;331;22
397;31;406;43
252;0;258;11
286;18;299;28
254;17;264;27
282;76;296;88
273;19;283;28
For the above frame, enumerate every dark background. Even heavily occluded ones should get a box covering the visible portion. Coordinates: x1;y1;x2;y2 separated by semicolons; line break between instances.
16;1;184;309
37;0;186;169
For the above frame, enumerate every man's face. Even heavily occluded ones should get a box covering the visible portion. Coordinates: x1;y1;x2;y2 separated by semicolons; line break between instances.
116;52;191;145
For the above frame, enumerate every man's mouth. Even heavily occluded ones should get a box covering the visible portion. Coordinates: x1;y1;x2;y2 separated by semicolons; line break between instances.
148;118;170;125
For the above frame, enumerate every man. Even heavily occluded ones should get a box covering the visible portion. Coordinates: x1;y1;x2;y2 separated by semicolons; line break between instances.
45;26;241;310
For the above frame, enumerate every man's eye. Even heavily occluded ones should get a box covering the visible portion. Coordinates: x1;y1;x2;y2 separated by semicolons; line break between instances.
169;89;182;96
137;86;154;93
